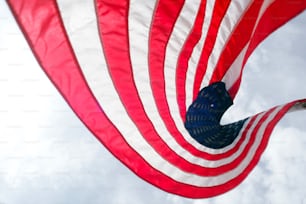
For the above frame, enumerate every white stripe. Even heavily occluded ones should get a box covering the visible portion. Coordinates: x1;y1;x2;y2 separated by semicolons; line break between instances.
222;0;275;89
185;0;216;111
201;0;253;89
56;0;285;187
163;0;209;150
222;44;249;88
128;1;168;145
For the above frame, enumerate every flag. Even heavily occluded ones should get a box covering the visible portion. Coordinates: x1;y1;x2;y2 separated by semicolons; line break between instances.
6;0;306;198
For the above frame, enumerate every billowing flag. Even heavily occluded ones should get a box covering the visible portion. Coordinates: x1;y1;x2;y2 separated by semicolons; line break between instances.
6;0;306;198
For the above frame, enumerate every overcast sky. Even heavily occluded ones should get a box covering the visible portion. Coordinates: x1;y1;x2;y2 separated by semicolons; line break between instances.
0;2;306;204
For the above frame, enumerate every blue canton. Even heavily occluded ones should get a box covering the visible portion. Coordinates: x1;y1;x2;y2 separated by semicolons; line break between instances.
185;82;248;149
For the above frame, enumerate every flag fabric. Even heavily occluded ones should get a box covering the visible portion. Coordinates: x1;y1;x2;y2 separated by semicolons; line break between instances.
184;81;249;149
6;0;306;198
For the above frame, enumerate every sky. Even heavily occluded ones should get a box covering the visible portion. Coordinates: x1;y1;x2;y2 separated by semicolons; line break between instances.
0;1;306;204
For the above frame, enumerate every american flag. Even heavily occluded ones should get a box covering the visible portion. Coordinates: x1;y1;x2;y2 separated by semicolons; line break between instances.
7;0;306;198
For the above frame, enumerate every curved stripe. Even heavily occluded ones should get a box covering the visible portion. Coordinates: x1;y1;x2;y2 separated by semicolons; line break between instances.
173;0;206;122
229;0;306;98
164;0;202;142
192;0;231;99
185;0;216;118
209;0;264;85
222;0;274;90
203;0;256;88
175;0;206;121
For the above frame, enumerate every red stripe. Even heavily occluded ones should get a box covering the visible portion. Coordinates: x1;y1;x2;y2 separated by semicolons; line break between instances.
147;0;188;154
192;0;231;100
229;0;306;98
209;0;264;84
176;0;206;121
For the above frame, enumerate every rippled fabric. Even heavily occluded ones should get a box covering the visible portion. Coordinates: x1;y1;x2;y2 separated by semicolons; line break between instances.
6;0;306;198
185;82;247;149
